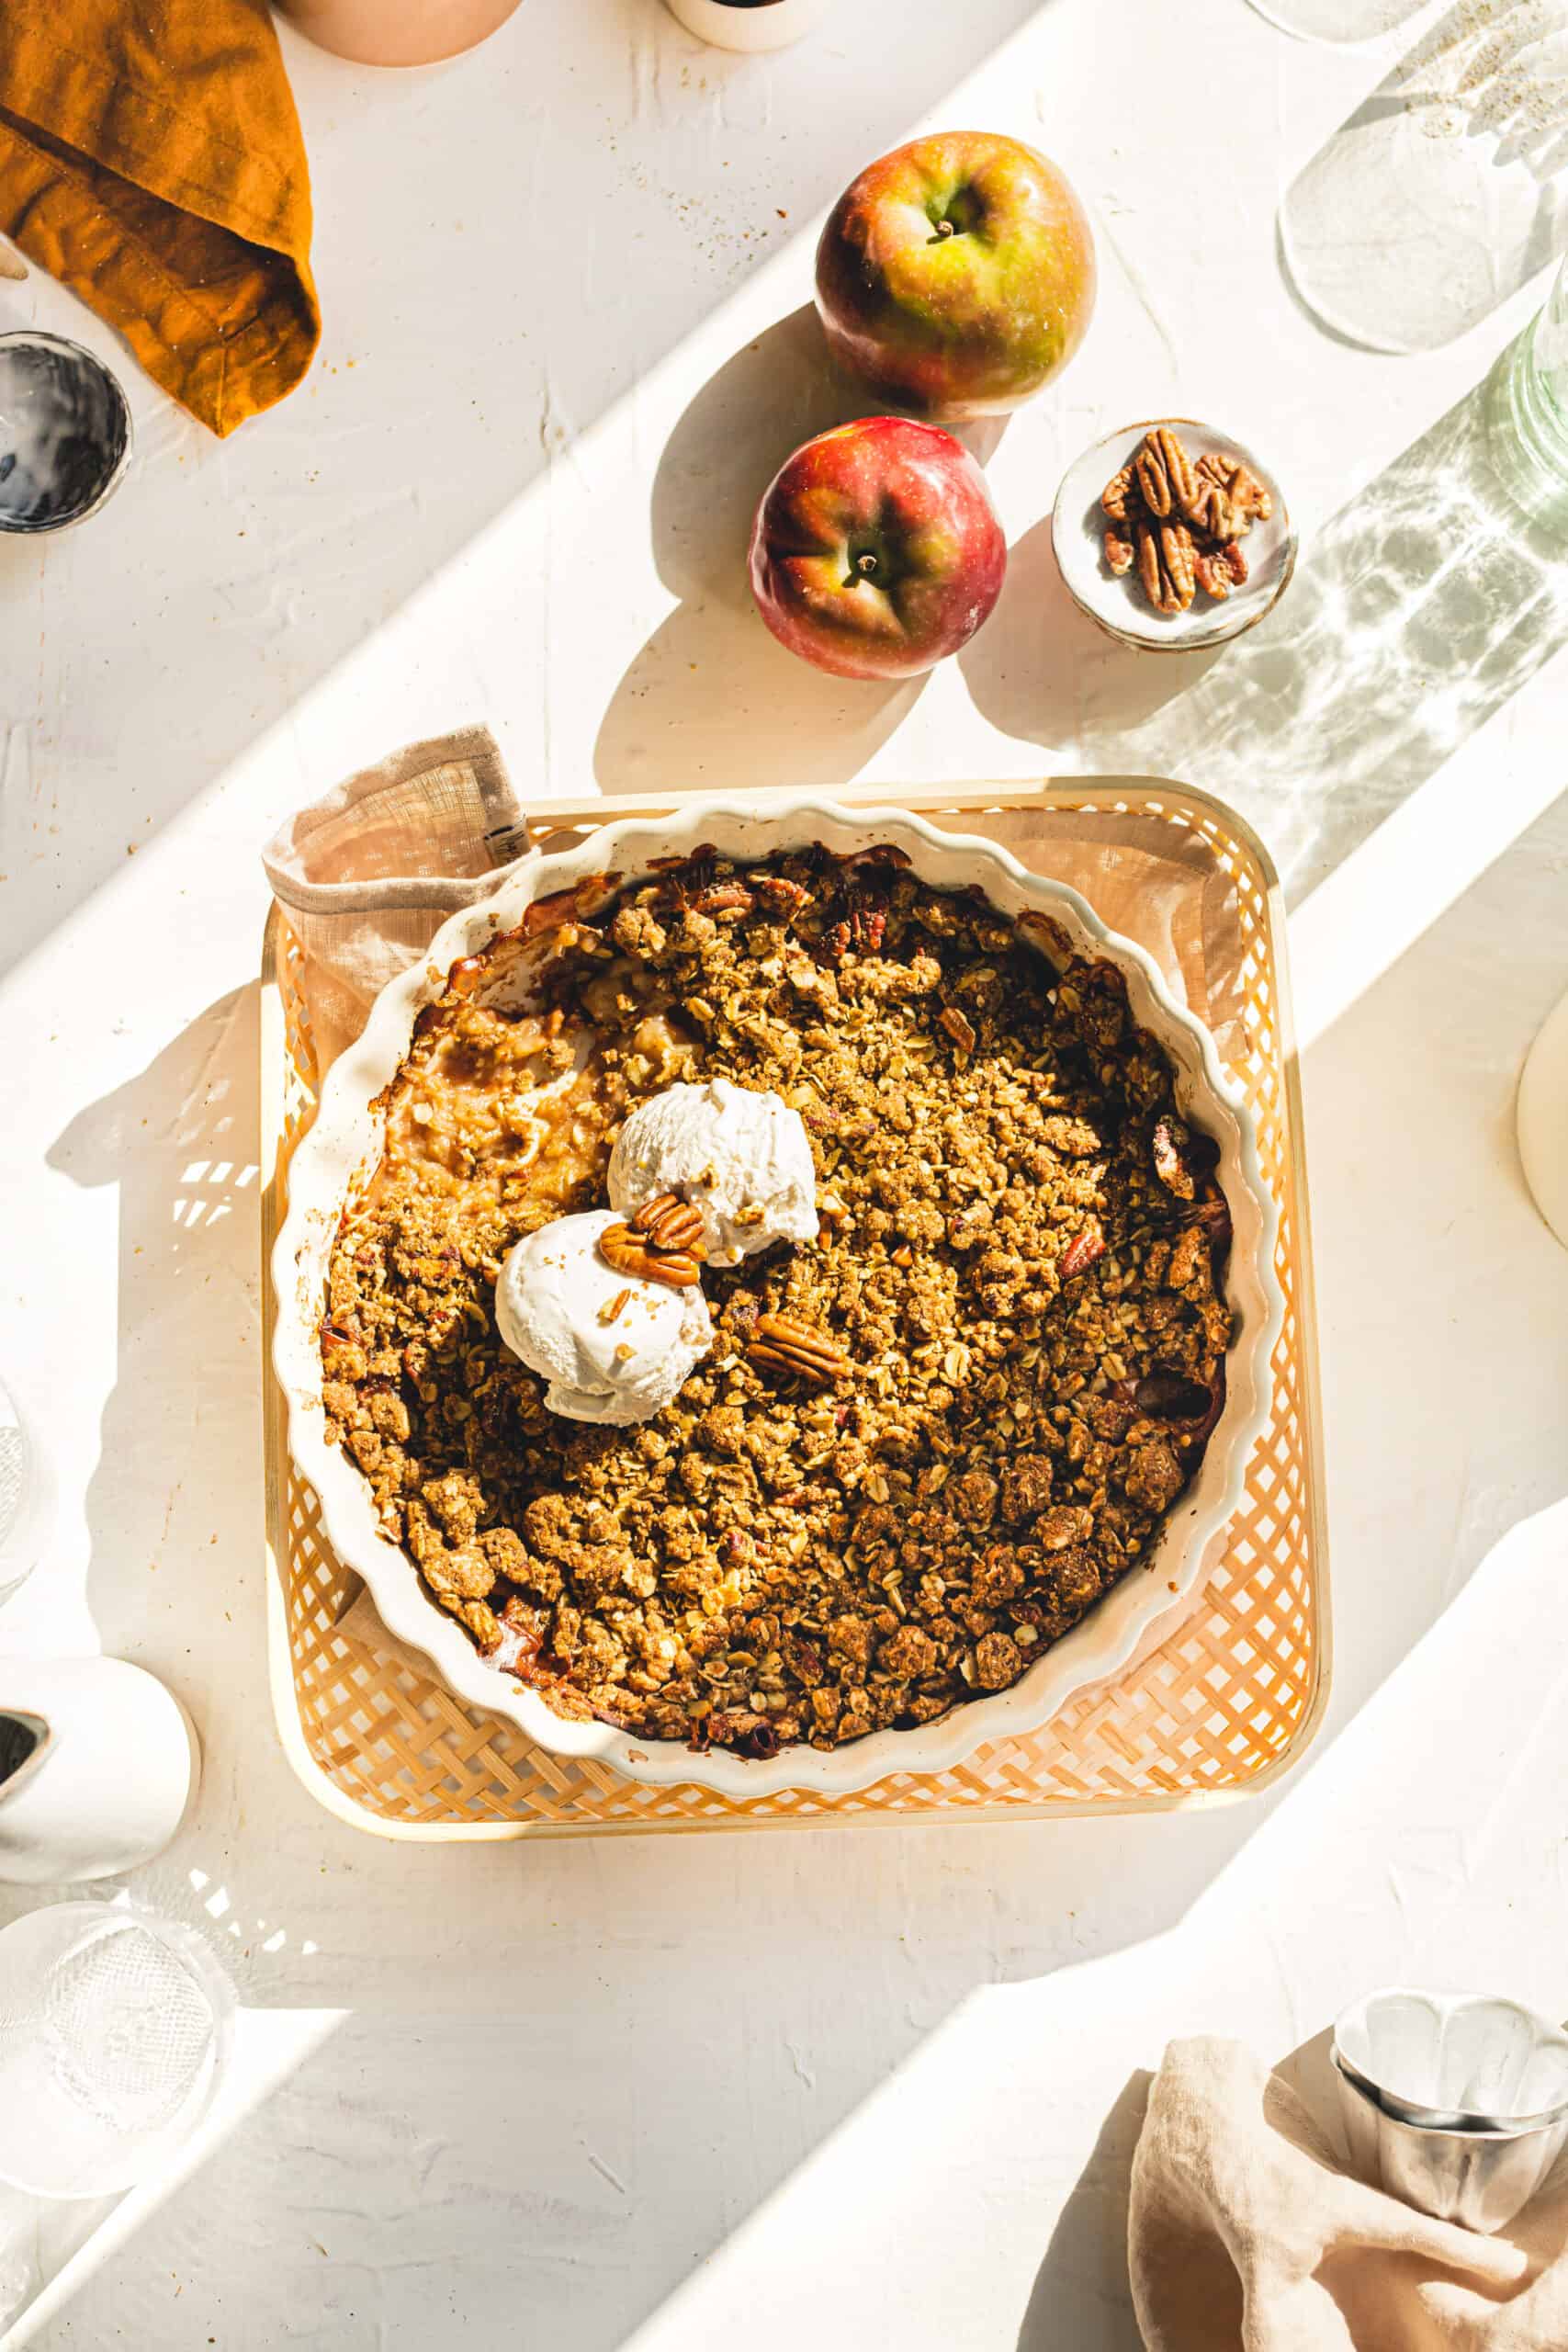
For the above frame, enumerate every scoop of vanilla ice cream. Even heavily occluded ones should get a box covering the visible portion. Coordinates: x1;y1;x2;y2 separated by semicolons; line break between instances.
493;1209;713;1426
608;1078;819;1268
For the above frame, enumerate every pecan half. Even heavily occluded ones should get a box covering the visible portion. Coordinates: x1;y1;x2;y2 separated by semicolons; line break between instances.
823;894;887;960
692;880;755;918
939;1004;976;1052
747;1312;851;1386
1151;1115;1218;1201
1100;459;1136;523
1137;519;1196;615
1058;1224;1106;1281
1134;426;1199;523
599;1220;704;1289
751;873;811;917
1197;450;1272;526
1193;541;1247;602
1186;482;1241;542
631;1192;706;1257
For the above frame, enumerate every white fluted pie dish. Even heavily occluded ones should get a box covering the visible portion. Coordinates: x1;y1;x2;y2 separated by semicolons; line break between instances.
272;794;1283;1798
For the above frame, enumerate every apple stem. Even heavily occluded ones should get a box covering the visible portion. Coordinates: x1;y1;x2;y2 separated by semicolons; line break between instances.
855;553;879;578
935;219;955;238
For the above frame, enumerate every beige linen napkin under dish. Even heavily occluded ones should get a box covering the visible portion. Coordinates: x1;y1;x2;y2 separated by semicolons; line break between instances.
1131;2039;1568;2351
261;724;530;1069
263;733;1250;1710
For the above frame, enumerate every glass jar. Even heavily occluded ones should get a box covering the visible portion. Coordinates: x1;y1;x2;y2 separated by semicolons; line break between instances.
1485;252;1568;536
1495;254;1568;496
0;1372;52;1608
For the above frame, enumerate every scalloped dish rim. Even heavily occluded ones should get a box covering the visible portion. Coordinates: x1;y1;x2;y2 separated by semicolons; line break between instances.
271;794;1284;1800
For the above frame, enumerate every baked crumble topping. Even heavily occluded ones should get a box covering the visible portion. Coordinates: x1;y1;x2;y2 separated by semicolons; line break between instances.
320;844;1235;1758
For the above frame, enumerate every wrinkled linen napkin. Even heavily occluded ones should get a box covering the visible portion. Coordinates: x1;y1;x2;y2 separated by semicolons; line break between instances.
1131;2039;1568;2350
261;724;531;1070
0;0;318;433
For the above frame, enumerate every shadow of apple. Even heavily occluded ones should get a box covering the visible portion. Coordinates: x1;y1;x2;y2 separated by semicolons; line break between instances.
596;306;1028;795
960;512;1222;754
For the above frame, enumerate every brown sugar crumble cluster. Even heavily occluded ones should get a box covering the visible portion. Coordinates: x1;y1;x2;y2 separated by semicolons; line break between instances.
320;844;1235;1759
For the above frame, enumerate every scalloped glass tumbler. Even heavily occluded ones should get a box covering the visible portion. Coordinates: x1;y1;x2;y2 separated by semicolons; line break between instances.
1495;252;1568;505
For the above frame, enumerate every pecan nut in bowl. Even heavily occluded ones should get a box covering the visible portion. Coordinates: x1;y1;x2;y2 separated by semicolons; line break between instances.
273;797;1283;1800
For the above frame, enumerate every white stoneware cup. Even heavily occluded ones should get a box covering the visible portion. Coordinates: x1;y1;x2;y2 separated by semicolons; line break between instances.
0;1659;199;1883
661;0;834;51
1519;985;1568;1253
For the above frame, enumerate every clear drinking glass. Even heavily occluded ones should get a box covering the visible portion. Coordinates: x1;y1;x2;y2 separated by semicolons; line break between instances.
1495;252;1568;501
1281;2;1568;353
0;1903;234;2199
0;1371;53;1607
1247;0;1429;39
0;1902;233;2328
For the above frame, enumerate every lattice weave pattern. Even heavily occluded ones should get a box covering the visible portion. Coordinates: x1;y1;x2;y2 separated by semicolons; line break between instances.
266;793;1325;1837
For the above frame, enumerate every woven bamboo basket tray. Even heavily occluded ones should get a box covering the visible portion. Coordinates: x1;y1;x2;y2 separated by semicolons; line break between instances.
260;777;1330;1839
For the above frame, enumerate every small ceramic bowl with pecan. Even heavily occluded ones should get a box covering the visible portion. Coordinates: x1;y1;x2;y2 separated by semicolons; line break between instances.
1053;418;1295;654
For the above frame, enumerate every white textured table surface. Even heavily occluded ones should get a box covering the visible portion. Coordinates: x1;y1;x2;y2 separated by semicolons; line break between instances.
4;2;1568;2345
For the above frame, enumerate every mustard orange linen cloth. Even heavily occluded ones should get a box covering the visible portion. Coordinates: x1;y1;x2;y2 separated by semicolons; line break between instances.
0;0;319;435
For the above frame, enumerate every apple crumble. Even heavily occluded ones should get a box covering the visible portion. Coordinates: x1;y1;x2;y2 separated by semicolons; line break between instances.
320;844;1235;1758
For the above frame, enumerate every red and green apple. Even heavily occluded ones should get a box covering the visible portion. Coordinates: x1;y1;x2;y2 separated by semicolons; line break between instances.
749;414;1007;680
815;130;1096;421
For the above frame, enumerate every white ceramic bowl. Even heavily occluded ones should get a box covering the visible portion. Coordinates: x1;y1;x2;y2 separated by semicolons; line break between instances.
272;795;1283;1798
1053;418;1295;654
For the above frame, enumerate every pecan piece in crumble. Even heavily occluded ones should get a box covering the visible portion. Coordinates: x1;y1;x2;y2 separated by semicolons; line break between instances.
747;1313;851;1387
1059;1224;1106;1281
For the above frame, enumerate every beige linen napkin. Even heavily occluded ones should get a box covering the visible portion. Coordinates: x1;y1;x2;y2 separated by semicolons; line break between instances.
261;724;530;1069
1131;2039;1568;2350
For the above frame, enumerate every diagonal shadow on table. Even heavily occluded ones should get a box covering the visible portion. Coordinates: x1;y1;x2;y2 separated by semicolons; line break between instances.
0;0;1064;986
963;349;1568;903
594;301;1013;797
39;985;330;1862
593;306;930;795
1016;2068;1153;2352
